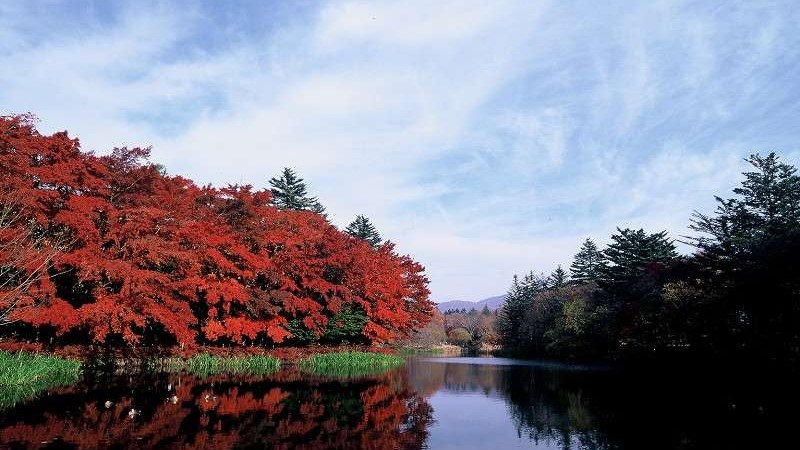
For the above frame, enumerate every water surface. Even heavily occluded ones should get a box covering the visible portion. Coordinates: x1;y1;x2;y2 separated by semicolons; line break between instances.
0;356;796;449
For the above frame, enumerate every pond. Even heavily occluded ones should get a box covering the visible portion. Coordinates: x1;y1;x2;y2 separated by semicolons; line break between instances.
0;356;796;449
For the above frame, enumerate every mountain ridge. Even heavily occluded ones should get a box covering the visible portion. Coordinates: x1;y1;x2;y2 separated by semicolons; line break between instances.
436;295;506;313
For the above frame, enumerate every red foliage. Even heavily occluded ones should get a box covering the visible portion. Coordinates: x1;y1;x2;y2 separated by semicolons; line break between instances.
0;115;433;350
0;370;432;450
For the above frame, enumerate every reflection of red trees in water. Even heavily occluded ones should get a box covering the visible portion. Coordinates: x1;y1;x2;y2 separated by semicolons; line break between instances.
0;369;432;450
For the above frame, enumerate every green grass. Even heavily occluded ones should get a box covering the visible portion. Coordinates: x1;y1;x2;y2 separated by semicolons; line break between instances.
298;351;404;377
0;351;82;408
398;347;446;355
184;354;281;376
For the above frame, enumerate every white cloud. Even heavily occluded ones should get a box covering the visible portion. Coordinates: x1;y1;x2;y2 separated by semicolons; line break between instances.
1;0;799;301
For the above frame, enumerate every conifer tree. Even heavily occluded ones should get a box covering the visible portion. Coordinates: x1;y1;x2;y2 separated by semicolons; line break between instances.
599;228;677;288
345;215;382;247
497;275;525;349
548;265;568;289
268;168;326;214
691;153;800;253
498;272;547;349
689;153;800;362
570;238;606;283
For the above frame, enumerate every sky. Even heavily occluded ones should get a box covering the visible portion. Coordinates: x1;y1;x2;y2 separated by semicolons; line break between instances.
1;1;799;302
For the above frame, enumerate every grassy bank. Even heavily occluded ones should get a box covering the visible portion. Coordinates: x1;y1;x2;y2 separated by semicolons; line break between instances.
299;351;404;377
183;354;281;376
398;344;463;355
0;351;82;408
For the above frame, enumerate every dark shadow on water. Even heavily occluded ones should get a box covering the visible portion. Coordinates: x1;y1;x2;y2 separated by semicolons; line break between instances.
1;358;798;449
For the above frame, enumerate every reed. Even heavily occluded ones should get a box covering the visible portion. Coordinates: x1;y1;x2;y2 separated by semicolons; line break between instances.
184;354;281;376
0;351;82;408
298;351;404;377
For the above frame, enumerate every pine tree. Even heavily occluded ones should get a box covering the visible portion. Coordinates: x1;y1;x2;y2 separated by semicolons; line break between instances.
691;153;800;253
688;153;800;361
345;215;382;247
548;265;568;289
497;272;547;349
497;276;525;349
599;228;677;288
268;168;326;214
570;238;605;283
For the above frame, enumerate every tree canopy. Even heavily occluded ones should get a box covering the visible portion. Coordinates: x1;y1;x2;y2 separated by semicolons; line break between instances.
569;238;605;282
345;215;383;247
498;153;800;365
0;115;433;351
269;168;326;214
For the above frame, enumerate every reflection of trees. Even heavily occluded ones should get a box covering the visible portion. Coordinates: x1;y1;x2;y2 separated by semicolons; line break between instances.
406;360;610;449
406;359;800;450
501;367;611;450
0;369;432;450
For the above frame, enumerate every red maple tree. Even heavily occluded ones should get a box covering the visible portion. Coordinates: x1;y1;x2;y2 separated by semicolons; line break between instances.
0;115;433;351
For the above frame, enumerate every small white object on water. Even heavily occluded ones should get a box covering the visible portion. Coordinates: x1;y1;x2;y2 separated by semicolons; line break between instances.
167;383;172;391
104;401;113;409
128;409;139;418
170;395;178;404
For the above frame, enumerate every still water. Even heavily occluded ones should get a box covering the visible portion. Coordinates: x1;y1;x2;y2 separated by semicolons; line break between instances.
0;356;796;449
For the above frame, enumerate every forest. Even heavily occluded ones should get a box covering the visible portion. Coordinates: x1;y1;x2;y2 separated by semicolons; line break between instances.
496;153;800;367
0;115;434;355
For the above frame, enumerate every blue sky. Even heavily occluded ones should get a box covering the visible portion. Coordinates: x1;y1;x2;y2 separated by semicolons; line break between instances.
2;1;799;301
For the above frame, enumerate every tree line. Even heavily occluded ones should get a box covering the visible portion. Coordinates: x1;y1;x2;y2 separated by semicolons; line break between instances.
0;115;433;352
498;153;800;366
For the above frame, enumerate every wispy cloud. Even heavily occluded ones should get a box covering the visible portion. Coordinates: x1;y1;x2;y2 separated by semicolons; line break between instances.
1;0;799;300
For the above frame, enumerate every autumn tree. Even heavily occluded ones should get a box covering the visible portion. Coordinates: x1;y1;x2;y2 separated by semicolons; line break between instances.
345;215;382;247
0;191;64;324
406;309;446;347
0;115;433;351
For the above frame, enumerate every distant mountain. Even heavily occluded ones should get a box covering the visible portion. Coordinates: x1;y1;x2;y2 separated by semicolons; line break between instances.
436;295;506;313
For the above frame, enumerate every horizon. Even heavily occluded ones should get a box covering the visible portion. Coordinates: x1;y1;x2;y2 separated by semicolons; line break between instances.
2;1;799;301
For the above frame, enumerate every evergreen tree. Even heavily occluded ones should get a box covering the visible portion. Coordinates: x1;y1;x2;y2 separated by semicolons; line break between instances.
498;272;547;349
548;265;568;289
691;153;800;253
497;276;525;349
689;153;800;362
570;238;606;283
599;228;677;288
345;215;383;247
268;168;326;214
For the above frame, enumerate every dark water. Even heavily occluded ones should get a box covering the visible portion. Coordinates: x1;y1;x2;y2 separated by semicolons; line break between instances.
0;356;797;449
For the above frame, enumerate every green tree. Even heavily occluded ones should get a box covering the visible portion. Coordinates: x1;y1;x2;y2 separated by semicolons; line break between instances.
548;265;568;289
345;215;382;247
691;153;800;254
323;304;368;344
268;168;326;214
498;272;546;350
599;228;677;289
596;228;677;355
689;153;800;362
569;238;606;283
